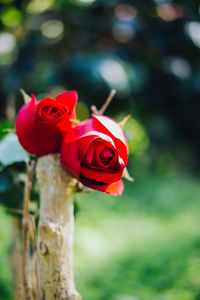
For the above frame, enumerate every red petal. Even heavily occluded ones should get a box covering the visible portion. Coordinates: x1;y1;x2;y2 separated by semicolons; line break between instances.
84;143;94;165
74;118;128;167
77;135;96;160
56;91;78;112
92;114;128;165
92;114;126;144
73;119;95;138
104;180;124;195
16;94;62;156
91;141;107;168
77;132;115;162
60;130;80;178
80;166;123;183
30;94;37;108
80;177;124;196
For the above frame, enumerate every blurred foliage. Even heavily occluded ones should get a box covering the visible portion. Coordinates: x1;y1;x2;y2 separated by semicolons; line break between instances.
0;0;200;299
0;207;13;300
0;0;199;171
0;121;14;138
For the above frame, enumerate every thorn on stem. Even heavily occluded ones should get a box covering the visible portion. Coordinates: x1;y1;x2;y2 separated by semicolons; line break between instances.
91;89;116;115
90;105;99;115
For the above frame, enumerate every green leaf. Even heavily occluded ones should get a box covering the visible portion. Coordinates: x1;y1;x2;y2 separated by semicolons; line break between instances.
0;133;29;166
20;88;31;104
0;121;15;138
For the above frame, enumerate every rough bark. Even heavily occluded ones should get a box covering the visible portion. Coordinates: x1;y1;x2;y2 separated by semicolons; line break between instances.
36;154;81;300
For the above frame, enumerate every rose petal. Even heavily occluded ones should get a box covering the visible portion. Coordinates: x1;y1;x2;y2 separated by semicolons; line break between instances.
56;91;78;112
104;180;124;195
92;114;126;145
77;132;116;161
92;114;128;165
84;143;94;165
74;118;128;167
80;177;124;196
73;119;94;137
60;130;80;178
77;135;96;160
118;156;125;168
30;94;37;109
98;145;114;166
90;142;117;169
36;98;68;123
101;147;113;159
73;118;105;139
80;166;123;183
91;142;107;168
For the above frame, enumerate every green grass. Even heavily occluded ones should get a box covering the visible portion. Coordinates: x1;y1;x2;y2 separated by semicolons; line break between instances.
74;172;200;300
0;207;13;300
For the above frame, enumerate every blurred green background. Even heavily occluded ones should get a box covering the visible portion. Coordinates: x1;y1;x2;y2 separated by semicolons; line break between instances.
0;0;200;299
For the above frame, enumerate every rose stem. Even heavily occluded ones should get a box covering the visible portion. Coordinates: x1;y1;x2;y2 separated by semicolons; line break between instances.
36;154;81;300
91;89;116;115
22;160;35;300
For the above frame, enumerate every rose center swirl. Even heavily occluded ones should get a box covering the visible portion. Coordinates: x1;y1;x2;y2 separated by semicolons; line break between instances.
36;100;69;123
99;147;114;165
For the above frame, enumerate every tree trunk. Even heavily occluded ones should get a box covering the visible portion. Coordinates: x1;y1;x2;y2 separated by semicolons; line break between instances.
36;154;81;300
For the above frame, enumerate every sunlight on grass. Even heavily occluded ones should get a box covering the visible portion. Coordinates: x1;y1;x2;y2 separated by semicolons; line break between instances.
74;172;200;300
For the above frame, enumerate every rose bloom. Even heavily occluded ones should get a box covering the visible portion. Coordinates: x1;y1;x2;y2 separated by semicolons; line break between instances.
16;91;78;156
61;114;128;195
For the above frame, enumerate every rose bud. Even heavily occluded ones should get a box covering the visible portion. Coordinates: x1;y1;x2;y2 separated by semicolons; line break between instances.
61;114;128;196
16;91;78;156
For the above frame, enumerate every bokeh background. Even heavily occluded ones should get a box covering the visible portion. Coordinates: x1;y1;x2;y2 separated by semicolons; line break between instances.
0;0;200;299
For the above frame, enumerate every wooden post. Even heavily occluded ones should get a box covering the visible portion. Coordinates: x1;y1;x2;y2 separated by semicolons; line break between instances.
36;154;81;300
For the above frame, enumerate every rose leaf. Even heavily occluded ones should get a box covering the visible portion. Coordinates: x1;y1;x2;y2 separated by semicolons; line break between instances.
0;133;30;166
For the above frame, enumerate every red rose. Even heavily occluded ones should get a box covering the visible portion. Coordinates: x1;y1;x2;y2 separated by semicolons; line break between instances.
16;91;78;156
61;114;128;195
